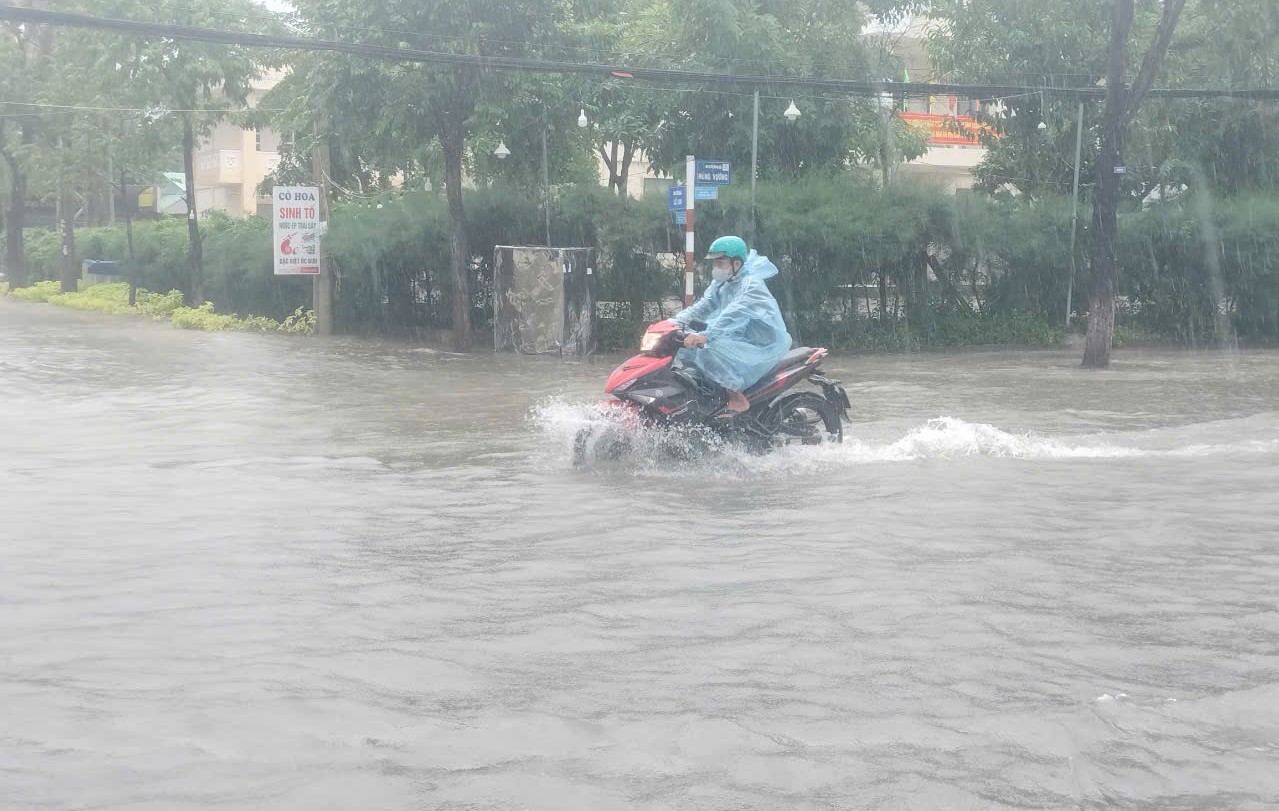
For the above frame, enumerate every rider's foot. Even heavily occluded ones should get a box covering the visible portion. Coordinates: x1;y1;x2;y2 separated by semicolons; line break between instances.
724;390;750;413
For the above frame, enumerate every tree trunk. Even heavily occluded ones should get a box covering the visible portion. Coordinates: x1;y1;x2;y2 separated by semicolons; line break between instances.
877;271;889;322
183;117;204;306
627;253;645;323
617;141;635;196
597;144;616;193
3;150;26;289
926;253;975;315
85;185;106;228
971;256;984;316
879;107;892;188
60;184;77;293
441;118;472;350
1083;0;1134;368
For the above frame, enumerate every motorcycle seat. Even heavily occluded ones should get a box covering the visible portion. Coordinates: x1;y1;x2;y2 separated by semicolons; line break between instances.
740;348;820;398
677;347;820;398
763;347;817;377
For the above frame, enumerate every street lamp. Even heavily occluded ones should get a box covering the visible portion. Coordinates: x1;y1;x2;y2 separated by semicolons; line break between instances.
783;100;801;123
876;89;896;187
493;140;511;159
577;109;589;128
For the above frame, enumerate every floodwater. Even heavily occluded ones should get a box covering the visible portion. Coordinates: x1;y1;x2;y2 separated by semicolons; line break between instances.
3;300;1278;810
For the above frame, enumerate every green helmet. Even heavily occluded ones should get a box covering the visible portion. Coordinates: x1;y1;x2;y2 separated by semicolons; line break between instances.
705;235;748;262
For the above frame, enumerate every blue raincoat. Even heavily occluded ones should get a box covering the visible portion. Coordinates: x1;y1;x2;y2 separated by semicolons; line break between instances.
673;250;792;392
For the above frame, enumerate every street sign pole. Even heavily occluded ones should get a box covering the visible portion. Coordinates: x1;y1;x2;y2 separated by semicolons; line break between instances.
684;154;695;305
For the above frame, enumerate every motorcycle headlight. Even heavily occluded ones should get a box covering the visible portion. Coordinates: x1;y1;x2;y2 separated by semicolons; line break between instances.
639;332;662;352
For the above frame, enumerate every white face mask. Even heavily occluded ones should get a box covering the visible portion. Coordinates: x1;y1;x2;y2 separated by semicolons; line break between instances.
711;264;735;282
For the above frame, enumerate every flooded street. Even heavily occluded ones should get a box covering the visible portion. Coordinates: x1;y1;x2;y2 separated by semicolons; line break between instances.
4;300;1279;810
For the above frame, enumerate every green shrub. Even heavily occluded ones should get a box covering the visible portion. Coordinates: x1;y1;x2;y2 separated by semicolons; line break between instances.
136;289;185;318
9;280;62;302
7;280;311;334
20;215;308;321
169;302;281;332
20;180;1279;347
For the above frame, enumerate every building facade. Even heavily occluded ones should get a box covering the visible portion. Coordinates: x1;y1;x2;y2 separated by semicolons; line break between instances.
191;71;286;219
877;15;989;193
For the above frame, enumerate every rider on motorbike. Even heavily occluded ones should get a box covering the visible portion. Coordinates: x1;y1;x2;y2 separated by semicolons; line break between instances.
674;235;792;414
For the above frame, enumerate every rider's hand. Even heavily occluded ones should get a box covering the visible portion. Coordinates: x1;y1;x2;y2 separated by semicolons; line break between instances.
683;333;708;349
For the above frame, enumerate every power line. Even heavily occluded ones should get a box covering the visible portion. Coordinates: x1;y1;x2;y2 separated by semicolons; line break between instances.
4;5;1279;101
109;0;1134;90
0;99;285;114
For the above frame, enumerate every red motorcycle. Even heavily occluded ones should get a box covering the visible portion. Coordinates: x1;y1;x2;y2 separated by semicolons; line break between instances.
574;320;849;464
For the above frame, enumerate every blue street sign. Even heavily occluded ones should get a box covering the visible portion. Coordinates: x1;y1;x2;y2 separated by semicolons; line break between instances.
667;185;686;211
695;160;731;185
674;210;686;225
694;185;719;201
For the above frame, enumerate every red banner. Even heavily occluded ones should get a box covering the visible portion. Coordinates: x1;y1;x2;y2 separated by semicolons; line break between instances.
899;112;996;146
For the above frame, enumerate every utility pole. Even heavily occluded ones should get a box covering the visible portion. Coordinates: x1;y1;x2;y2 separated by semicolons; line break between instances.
107;152;115;226
310;132;333;336
182;115;205;305
1066;100;1085;328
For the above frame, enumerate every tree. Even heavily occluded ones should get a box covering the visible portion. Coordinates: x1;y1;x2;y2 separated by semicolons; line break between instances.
276;0;567;350
633;0;902;180
551;1;680;196
1143;0;1279;197
0;11;46;289
1;2;115;292
88;0;272;304
914;0;1279;363
565;0;925;191
1082;0;1186;368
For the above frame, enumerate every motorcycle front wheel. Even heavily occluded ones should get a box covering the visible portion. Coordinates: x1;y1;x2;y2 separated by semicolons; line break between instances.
573;424;635;467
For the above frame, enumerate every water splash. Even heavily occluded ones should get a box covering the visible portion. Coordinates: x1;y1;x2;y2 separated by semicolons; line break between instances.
531;400;1145;476
531;397;732;473
877;416;1139;460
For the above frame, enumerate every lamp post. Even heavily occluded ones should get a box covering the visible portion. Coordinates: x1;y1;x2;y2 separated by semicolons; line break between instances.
877;87;896;187
746;97;800;245
494;106;588;247
750;89;760;242
541;127;552;246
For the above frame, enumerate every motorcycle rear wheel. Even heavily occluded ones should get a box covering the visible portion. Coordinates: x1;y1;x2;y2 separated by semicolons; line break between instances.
769;392;843;445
